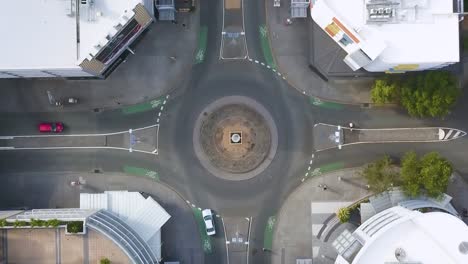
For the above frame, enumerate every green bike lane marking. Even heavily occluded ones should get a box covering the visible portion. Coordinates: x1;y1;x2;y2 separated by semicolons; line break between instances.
195;26;208;64
263;216;276;250
123;166;159;181
192;208;213;254
259;25;277;69
309;97;345;110
122;94;168;115
303;162;346;181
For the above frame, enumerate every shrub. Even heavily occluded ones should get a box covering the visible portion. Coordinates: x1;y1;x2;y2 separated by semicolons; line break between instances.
13;220;27;228
337;207;351;223
0;219;7;228
67;221;84;233
30;218;46;227
100;258;111;264
46;219;61;228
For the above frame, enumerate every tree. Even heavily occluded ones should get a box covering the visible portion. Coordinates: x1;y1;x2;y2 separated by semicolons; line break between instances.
401;151;452;198
401;151;422;197
337;207;350;223
361;155;400;193
371;79;399;104
400;71;459;118
419;152;452;198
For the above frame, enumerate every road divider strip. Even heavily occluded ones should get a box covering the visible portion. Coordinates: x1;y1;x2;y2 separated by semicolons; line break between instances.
263;216;276;251
195;26;208;64
259;25;276;69
123;166;159;181
192;207;213;254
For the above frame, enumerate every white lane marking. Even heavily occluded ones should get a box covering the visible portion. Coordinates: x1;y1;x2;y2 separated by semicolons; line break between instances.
444;129;453;140
261;62;265;66
0;137;13;140
255;60;259;63
246;216;252;264
453;131;461;138
222;217;230;264
0;147;14;150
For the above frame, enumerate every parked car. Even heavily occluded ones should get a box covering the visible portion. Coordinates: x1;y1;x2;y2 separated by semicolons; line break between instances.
202;209;216;236
38;122;64;133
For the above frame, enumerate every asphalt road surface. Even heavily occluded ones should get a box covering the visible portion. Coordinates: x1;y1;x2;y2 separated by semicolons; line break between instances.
1;0;468;263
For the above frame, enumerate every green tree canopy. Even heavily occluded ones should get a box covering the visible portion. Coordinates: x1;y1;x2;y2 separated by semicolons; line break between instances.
370;71;459;118
361;155;400;193
419;152;452;198
400;71;459;118
401;151;421;197
371;79;399;104
400;151;452;198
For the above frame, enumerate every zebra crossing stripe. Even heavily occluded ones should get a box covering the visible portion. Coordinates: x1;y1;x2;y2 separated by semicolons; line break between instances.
453;131;461;139
444;129;453;140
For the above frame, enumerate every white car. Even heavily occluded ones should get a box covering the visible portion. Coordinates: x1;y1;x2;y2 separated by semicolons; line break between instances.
202;209;216;236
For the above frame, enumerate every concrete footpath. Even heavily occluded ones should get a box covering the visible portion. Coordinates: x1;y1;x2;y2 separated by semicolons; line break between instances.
265;2;373;104
0;9;199;113
271;168;371;264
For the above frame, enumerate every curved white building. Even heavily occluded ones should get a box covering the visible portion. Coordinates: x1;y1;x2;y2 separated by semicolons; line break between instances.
310;0;461;72
335;206;468;264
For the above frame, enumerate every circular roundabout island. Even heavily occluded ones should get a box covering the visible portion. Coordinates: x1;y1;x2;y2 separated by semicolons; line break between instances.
193;96;278;181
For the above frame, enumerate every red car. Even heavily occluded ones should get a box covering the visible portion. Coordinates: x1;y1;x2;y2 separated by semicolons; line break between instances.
38;122;64;133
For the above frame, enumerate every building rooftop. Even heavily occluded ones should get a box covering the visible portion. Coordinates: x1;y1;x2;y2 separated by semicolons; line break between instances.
350;206;468;264
310;0;460;71
80;190;171;261
1;0;141;70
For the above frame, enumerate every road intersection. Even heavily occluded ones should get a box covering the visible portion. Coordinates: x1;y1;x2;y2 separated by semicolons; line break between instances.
0;0;468;263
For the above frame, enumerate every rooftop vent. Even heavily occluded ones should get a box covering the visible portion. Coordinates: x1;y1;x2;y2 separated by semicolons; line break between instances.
395;247;406;261
459;241;468;255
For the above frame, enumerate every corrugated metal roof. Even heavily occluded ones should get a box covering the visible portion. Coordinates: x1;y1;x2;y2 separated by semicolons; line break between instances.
127;196;171;241
80;190;170;260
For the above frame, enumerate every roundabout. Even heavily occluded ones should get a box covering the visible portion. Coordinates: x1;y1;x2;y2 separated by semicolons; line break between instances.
193;96;278;181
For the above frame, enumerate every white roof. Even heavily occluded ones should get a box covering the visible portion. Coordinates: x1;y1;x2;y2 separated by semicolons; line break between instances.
352;206;468;264
80;191;171;260
0;0;141;70
311;0;459;71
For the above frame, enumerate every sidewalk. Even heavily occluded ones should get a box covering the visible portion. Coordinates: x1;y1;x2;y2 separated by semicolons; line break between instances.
271;168;371;264
0;10;199;113
265;3;373;104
